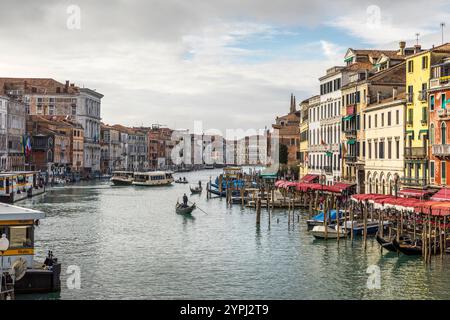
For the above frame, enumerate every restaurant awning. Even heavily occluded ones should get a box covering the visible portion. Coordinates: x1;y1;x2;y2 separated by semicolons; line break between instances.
343;115;354;121
431;188;450;201
398;188;437;198
347;139;356;145
300;174;319;183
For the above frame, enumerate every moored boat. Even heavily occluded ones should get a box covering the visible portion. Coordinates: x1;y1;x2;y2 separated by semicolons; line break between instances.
311;225;348;239
110;171;134;186
376;233;411;252
132;171;174;186
306;210;344;231
392;237;423;256
176;202;196;214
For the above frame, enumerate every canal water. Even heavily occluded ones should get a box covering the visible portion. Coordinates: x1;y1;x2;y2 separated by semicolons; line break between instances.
17;169;450;299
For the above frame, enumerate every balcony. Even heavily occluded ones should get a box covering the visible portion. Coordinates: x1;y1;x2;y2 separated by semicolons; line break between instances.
430;75;450;90
406;93;413;104
418;91;427;102
324;166;333;174
432;144;450;157
344;155;357;163
401;177;428;187
343;128;357;136
404;147;426;159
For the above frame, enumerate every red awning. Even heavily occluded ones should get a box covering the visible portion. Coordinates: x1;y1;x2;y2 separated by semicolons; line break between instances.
398;188;437;198
431;188;450;201
274;180;285;187
300;174;319;183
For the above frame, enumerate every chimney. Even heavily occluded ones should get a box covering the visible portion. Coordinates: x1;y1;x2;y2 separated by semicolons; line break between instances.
64;80;69;93
392;87;398;100
414;44;421;54
399;41;406;55
377;91;381;103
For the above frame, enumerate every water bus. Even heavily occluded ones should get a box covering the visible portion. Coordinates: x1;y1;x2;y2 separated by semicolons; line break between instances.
110;171;135;186
0;171;45;203
132;171;174;186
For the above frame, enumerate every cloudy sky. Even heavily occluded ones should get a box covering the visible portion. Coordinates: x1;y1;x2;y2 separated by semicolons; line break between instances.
0;0;449;133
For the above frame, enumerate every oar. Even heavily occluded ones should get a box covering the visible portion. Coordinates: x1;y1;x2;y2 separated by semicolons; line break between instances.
189;200;208;215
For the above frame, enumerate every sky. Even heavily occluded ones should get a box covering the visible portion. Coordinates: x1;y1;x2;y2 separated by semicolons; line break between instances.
0;0;450;133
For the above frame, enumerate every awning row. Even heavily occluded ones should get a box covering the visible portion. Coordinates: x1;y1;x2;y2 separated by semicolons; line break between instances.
351;193;450;216
275;179;355;194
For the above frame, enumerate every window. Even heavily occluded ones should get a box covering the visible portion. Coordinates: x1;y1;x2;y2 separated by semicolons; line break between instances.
379;141;384;159
388;140;392;159
363;114;366;129
430;95;435;111
430;123;435;145
387;112;391;126
408;109;413;124
381;113;384;127
442;161;446;184
396;110;399;125
408;60;414;73
375;114;378;127
422;56;428;69
442;93;447;109
442;122;447;144
362;141;366;157
396;140;400;159
430;161;435;179
369;116;371;128
368;142;372;159
9;226;33;248
374;141;378;159
422;107;427;123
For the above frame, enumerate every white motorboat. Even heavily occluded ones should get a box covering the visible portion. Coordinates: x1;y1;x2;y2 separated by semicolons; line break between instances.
132;171;174;186
311;225;348;239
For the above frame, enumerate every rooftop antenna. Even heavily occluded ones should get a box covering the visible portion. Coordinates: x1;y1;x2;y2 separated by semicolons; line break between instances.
441;22;446;45
415;33;420;45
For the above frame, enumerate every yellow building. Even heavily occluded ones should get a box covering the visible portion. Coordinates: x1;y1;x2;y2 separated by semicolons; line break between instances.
298;95;319;179
403;43;450;188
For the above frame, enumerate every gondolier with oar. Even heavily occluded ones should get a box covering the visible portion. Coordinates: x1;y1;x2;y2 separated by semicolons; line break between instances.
182;193;189;207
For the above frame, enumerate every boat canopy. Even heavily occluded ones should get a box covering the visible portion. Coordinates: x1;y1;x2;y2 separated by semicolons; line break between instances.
312;209;343;221
0;203;45;221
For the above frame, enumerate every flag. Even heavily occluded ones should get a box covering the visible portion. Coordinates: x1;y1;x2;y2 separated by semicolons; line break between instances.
21;135;26;156
25;136;32;157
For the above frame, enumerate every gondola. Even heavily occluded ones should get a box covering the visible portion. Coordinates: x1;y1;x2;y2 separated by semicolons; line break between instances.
190;186;202;194
176;202;196;214
175;180;189;184
376;232;411;253
392;237;423;256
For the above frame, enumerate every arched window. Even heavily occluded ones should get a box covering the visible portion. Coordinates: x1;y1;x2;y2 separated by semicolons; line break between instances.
442;122;447;145
430;123;435;145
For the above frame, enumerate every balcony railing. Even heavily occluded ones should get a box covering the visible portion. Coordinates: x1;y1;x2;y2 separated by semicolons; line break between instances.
344;155;357;163
418;91;427;101
404;147;427;159
430;75;450;89
343;128;357;135
432;144;450;157
401;177;428;187
406;93;414;104
324;166;333;174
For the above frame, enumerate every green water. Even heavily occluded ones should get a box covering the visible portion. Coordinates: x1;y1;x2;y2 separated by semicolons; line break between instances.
16;169;450;299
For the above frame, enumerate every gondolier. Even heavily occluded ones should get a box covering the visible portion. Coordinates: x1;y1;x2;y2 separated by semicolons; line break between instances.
183;193;188;207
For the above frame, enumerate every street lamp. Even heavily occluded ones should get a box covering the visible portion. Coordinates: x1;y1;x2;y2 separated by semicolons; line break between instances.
0;234;9;294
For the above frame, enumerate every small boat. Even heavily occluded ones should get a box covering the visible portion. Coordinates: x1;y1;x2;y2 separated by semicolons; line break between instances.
392;237;423;256
306;210;344;231
204;165;215;169
341;220;391;236
311;225;348;239
376;233;411;252
190;186;202;194
110;171;134;186
176;202;196;214
175;179;189;184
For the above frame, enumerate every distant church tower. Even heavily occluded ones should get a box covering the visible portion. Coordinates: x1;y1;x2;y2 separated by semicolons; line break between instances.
290;93;296;113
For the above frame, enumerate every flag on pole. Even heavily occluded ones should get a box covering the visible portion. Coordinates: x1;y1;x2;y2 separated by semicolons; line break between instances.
25;136;32;157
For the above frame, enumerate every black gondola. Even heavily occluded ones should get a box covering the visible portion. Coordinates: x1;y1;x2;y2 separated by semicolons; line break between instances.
392;237;423;256
376;233;412;253
190;186;202;194
176;202;196;214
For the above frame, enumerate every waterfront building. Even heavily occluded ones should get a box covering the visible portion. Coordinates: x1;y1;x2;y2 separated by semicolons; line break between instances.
7;98;26;171
0;96;8;170
272;94;301;175
403;44;450;189
100;124;122;174
428;57;450;187
27;115;72;178
299;95;318;179
0;78;103;177
364;92;406;194
341;44;412;192
145;125;174;170
127;128;148;171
